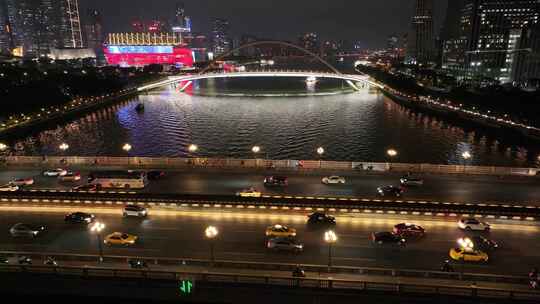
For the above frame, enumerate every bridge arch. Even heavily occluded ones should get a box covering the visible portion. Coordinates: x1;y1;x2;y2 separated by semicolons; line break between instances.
200;40;343;76
136;41;383;92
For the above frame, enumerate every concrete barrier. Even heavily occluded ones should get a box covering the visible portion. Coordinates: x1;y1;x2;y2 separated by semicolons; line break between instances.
2;155;538;177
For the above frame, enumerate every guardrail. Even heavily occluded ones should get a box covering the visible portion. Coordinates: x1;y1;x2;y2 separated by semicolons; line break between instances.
1;190;538;221
0;260;538;300
7;250;527;284
2;156;539;177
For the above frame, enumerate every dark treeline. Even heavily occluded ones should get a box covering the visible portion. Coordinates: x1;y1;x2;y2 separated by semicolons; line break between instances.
0;61;163;118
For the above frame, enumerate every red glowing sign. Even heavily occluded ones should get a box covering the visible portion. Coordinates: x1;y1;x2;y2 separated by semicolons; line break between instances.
103;46;194;67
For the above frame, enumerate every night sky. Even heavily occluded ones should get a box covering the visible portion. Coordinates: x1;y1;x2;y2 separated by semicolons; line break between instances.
79;0;447;49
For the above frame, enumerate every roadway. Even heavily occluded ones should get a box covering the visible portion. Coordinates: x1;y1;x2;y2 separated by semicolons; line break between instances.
1;168;540;205
0;206;538;276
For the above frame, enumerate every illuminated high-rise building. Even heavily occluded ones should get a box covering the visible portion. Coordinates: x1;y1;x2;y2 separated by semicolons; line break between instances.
0;0;83;57
441;0;540;84
84;9;103;51
212;18;230;56
54;0;83;48
0;0;10;53
406;0;435;65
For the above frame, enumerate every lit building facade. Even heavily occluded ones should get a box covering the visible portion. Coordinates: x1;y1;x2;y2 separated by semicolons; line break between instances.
0;0;83;57
84;9;103;51
407;0;435;65
298;32;320;55
103;32;194;67
212;18;230;56
442;0;540;84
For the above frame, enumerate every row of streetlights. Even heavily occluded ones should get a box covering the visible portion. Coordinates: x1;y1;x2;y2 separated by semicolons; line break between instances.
0;141;476;162
89;221;338;271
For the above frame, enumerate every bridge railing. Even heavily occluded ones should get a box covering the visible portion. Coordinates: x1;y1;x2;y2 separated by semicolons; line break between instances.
0;250;533;286
2;156;538;177
0;262;538;300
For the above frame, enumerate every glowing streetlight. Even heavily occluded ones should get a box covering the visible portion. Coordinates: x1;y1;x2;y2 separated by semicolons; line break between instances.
316;147;325;169
122;143;132;152
0;143;7;152
324;230;338;272
59;143;69;152
188;144;198;153
457;237;474;277
462;151;472;160
387;148;398;158
90;221;105;263
251;146;261;154
205;226;219;266
457;237;474;250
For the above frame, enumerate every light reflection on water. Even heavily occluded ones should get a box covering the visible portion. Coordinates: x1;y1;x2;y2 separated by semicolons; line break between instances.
7;84;540;166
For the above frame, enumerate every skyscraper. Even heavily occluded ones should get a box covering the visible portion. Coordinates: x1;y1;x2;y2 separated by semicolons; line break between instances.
212;18;230;56
441;0;540;84
1;0;83;57
406;0;435;65
0;0;11;53
54;0;83;48
84;9;103;51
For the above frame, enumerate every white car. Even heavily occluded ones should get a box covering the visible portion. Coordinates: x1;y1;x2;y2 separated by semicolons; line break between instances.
123;205;148;218
43;168;68;177
322;176;346;185
11;178;34;186
0;184;19;192
458;218;490;231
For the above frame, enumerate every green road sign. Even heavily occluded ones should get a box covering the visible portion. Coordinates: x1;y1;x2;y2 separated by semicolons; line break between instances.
179;279;194;295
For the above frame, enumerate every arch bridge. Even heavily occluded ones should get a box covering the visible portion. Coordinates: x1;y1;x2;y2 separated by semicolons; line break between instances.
137;41;383;92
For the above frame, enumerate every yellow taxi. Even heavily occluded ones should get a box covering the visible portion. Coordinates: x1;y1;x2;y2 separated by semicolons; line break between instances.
449;247;489;263
265;224;296;238
236;187;262;198
104;232;138;246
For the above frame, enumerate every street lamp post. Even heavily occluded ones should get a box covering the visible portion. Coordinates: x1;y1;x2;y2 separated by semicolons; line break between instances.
252;146;261;168
59;143;69;165
386;148;398;170
205;226;219;267
462;151;472;163
324;230;338;272
91;221;105;263
188;144;198;165
122;143;132;166
317;147;325;169
457;237;474;279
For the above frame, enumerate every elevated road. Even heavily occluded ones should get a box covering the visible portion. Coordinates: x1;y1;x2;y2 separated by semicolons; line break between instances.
1;168;540;206
0;206;538;277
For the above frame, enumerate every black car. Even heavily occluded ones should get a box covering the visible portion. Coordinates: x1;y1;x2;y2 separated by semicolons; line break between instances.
263;176;288;187
471;236;499;251
307;212;336;225
147;171;165;180
371;232;406;246
377;185;404;197
64;212;95;224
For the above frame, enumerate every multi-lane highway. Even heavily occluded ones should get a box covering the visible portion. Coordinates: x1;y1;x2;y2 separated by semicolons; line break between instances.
0;206;538;276
1;168;540;205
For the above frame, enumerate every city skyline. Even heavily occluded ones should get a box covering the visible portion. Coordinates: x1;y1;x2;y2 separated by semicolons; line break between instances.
79;0;447;49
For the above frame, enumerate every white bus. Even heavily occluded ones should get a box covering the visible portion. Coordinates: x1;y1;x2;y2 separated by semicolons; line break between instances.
88;171;147;189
